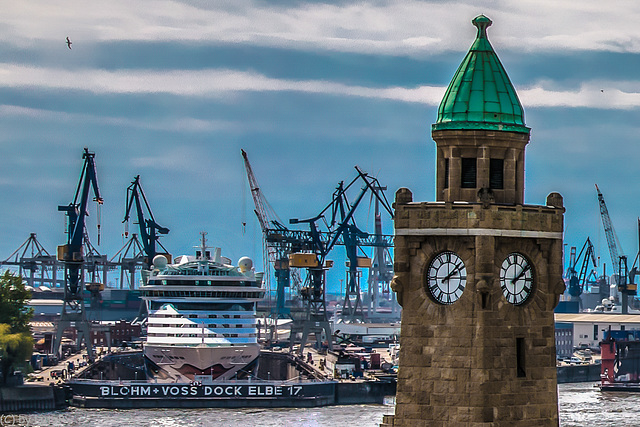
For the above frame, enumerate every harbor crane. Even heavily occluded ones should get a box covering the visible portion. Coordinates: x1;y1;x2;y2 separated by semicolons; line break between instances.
289;167;393;353
1;233;62;288
123;175;170;269
565;237;598;310
241;150;394;350
241;149;303;318
291;167;394;320
53;148;103;360
596;184;637;313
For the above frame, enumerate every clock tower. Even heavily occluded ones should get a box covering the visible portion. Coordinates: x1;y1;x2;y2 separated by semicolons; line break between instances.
382;16;565;426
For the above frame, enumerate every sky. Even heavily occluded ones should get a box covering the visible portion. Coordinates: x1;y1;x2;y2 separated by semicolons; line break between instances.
1;1;640;292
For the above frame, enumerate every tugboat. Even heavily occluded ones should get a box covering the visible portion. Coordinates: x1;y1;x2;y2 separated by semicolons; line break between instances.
600;328;640;391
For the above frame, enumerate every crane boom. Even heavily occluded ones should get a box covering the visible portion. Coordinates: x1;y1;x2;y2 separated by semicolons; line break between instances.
241;149;285;232
595;184;637;311
291;166;394;261
596;184;624;267
241;149;292;318
123;175;169;268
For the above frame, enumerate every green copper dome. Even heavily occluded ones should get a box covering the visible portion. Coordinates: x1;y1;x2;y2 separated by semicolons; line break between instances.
433;15;529;134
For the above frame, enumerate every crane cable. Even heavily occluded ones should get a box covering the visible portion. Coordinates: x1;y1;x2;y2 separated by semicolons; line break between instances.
97;202;102;245
241;155;247;235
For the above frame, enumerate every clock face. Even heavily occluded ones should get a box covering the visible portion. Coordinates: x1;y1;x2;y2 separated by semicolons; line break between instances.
426;251;467;304
500;253;534;305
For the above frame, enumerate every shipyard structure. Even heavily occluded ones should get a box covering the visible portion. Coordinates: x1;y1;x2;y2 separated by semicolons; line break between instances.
383;16;565;426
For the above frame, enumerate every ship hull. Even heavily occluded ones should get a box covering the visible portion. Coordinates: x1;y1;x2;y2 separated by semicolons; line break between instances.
600;383;640;391
144;344;260;381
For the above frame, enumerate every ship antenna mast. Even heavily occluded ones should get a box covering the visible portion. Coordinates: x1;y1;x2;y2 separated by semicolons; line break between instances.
199;231;208;260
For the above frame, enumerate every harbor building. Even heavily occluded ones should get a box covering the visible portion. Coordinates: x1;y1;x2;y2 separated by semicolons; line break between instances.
555;322;574;359
555;313;640;352
383;16;565;426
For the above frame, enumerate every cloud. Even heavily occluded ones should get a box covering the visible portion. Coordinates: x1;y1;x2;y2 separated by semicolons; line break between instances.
0;103;243;133
0;63;446;102
520;82;640;109
4;1;640;55
3;63;640;110
130;149;193;171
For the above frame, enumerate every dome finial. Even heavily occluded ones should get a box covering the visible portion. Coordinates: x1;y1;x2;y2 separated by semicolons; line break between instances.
472;15;492;39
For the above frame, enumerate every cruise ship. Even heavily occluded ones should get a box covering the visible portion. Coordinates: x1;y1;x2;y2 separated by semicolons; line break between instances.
140;233;265;382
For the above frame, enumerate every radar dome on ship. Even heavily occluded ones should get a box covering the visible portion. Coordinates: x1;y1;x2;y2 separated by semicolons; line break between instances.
238;257;253;272
153;254;168;269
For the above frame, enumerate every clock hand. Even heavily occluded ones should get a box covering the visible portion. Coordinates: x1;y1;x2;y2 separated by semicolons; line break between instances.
511;264;531;284
441;263;463;283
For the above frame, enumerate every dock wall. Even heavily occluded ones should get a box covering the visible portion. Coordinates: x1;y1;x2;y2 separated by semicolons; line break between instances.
556;364;600;383
335;381;396;405
0;385;68;412
67;378;397;409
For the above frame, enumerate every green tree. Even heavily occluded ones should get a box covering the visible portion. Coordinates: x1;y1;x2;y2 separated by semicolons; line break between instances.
0;324;33;383
0;271;34;384
0;270;33;334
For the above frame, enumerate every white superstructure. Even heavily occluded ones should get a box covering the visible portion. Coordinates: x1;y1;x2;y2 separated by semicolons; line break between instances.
140;233;265;381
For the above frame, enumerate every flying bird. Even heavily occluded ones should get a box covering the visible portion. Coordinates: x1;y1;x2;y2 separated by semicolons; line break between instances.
66;37;72;49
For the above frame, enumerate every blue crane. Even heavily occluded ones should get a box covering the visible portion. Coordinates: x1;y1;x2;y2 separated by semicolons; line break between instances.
595;184;637;313
290;166;394;320
241;149;297;319
286;167;392;354
241;149;394;349
123;175;169;269
596;184;623;269
57;148;103;293
54;148;103;360
566;238;598;310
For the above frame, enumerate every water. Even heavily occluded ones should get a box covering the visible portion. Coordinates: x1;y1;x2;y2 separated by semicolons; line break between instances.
8;383;638;426
559;382;640;426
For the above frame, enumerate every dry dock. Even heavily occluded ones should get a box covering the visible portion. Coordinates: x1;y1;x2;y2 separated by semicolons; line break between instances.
63;348;396;409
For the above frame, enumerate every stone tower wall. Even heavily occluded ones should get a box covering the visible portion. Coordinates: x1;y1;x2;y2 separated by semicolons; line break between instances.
388;191;565;426
433;129;529;205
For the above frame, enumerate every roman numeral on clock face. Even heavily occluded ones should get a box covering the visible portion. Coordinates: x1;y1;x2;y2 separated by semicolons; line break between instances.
426;251;466;305
500;253;534;306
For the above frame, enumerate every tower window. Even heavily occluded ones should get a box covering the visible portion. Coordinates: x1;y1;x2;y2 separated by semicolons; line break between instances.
489;158;504;189
461;158;476;188
444;158;449;189
516;337;526;378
